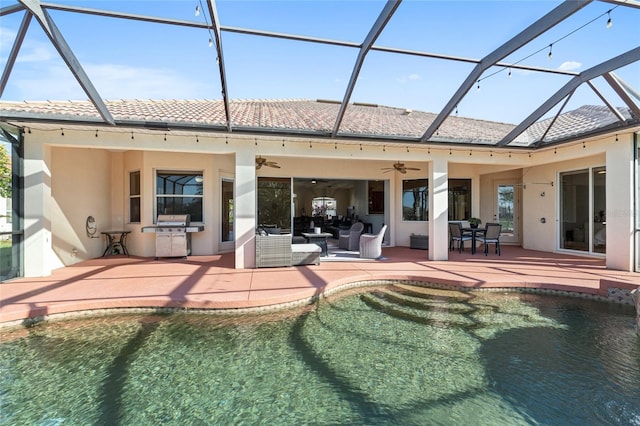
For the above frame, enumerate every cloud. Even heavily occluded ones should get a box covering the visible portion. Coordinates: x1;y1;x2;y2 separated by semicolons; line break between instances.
5;62;217;101
0;27;54;63
558;61;582;72
397;73;421;83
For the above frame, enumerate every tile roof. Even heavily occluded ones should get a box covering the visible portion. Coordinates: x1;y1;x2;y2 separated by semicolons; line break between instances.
525;105;635;145
0;99;635;146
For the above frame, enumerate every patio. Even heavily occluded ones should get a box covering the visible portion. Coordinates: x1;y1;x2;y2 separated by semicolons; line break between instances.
1;246;638;325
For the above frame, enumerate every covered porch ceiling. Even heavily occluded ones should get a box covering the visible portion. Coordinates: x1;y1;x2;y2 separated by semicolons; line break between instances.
1;0;639;148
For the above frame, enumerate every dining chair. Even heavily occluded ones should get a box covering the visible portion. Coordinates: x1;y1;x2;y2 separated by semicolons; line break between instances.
449;222;473;253
476;223;502;255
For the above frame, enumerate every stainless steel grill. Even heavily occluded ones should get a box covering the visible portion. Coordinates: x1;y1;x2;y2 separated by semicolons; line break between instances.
142;214;204;259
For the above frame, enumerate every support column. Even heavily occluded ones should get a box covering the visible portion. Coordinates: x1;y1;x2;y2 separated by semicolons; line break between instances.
606;139;634;271
24;140;53;277
429;156;449;260
235;148;256;269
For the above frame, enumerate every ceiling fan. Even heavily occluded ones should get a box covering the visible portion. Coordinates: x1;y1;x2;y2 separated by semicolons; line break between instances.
381;162;421;174
255;156;281;170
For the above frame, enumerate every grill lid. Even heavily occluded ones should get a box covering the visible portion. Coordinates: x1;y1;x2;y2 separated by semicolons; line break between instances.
157;214;190;226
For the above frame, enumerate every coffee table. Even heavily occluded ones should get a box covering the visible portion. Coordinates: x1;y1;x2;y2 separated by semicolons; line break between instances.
302;232;333;256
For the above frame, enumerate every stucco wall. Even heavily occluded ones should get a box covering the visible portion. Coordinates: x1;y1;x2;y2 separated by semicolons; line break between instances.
51;147;112;264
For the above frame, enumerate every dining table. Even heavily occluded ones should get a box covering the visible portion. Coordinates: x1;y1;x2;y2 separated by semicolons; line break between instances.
461;227;486;255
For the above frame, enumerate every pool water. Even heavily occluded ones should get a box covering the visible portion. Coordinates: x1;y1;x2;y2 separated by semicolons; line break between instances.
1;285;638;425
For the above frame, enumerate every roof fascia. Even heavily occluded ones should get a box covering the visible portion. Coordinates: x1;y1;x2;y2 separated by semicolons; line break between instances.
420;0;592;143
0;12;31;96
497;46;640;147
331;0;401;137
205;0;231;132
19;0;115;125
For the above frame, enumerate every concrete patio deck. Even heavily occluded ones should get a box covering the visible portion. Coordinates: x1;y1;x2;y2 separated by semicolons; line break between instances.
1;246;638;325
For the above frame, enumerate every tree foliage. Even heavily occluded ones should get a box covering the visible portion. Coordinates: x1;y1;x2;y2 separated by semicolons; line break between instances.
0;144;11;199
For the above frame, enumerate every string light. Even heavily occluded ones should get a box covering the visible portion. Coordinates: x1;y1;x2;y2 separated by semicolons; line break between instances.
469;149;472;156
455;105;458;115
360;144;363;151
27;127;31;134
164;133;167;141
490;150;493;157
195;5;200;16
406;146;409;153
225;136;228;144
95;130;98;137
131;132;134;140
196;135;199;143
554;147;557;154
449;148;452;155
383;145;386;152
61;128;64;136
509;151;512;158
208;38;213;48
309;141;312;148
282;139;285;147
583;141;586;149
427;147;430;155
477;5;620;86
615;134;619;141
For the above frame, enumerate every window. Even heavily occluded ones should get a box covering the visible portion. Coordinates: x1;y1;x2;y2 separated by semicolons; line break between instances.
402;179;427;221
312;197;336;218
156;172;203;222
448;179;471;221
257;177;291;230
368;180;384;214
129;170;140;223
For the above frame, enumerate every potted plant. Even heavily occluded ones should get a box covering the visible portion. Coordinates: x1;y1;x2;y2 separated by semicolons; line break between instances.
468;217;482;228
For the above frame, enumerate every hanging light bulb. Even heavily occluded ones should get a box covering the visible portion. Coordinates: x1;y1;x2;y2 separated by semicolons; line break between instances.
208;37;213;47
476;80;480;91
606;10;612;29
195;5;200;16
548;44;553;60
508;68;512;78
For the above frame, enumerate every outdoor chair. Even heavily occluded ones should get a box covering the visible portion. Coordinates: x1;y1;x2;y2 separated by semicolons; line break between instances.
449;222;473;253
476;223;502;256
339;221;364;251
359;224;387;259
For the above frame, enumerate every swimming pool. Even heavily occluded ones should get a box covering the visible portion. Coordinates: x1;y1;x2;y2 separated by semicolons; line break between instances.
1;285;638;425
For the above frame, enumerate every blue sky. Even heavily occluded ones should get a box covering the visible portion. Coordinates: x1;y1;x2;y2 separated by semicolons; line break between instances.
1;0;638;125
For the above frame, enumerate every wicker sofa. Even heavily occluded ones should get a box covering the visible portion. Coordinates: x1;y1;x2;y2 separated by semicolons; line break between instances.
255;234;321;268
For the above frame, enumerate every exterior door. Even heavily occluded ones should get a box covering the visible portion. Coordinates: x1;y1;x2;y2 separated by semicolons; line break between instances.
493;181;520;245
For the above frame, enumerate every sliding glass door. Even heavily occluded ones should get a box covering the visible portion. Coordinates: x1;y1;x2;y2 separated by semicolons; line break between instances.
559;167;606;254
0;125;23;282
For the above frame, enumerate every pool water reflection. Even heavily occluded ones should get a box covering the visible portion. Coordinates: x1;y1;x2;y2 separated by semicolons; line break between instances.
1;285;638;425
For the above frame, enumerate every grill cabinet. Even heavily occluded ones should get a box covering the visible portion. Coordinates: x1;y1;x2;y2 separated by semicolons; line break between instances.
142;214;204;259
